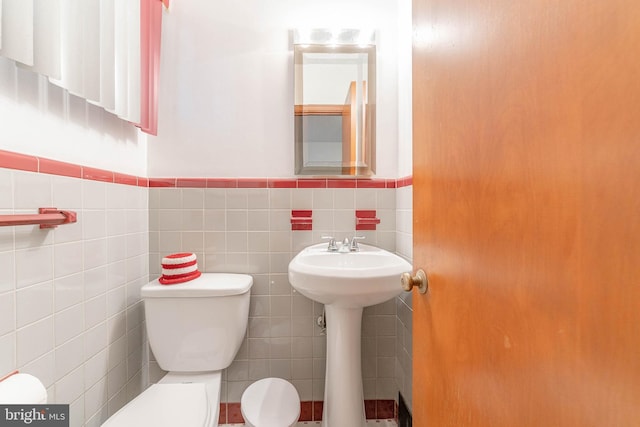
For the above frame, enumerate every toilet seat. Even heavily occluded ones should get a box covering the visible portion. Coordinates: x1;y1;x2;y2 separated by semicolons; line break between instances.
241;378;300;427
102;383;209;427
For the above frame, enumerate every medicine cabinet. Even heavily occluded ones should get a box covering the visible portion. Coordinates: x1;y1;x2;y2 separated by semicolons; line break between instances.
294;29;376;176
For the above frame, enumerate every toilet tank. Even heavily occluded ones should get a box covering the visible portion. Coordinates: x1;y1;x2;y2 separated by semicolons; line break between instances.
141;273;252;372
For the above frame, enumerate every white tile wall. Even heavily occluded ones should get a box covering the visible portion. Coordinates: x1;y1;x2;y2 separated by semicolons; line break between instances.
0;171;413;424
395;185;413;410
0;169;149;427
149;187;400;404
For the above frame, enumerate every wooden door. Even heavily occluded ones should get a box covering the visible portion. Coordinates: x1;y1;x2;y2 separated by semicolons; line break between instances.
412;0;640;426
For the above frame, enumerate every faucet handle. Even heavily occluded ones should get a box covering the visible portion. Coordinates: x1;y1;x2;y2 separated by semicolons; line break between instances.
322;235;338;251
350;235;365;251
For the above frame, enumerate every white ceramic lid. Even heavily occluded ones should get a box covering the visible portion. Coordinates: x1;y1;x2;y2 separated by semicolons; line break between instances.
241;378;301;427
102;383;208;427
142;273;253;298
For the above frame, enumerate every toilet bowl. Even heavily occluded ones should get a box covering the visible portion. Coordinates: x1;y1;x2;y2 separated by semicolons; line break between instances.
241;378;300;427
101;273;253;427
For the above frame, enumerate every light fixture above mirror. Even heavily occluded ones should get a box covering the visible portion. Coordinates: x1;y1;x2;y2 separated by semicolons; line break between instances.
294;28;376;47
293;29;376;177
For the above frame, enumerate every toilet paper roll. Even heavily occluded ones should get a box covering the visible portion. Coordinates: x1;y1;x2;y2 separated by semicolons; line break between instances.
0;373;47;404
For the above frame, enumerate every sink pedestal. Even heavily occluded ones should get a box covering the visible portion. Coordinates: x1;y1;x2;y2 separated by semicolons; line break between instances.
322;305;366;427
288;243;412;427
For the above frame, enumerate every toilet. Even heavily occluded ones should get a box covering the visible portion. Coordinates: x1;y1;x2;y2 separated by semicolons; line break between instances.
241;377;300;427
101;273;253;427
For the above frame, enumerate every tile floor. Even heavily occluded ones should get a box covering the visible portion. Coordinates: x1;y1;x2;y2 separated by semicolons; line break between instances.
221;421;397;427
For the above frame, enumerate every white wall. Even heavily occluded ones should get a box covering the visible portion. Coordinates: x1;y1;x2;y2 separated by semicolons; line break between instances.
148;185;400;406
148;0;403;178
0;58;147;177
0;169;149;427
397;0;413;177
0;0;410;180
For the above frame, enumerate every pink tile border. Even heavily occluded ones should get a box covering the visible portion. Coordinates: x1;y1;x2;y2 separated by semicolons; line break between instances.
0;149;413;189
298;178;328;188
219;400;397;422
299;401;313;421
0;149;147;186
365;400;377;419
328;178;356;188
226;402;244;424
397;175;413;187
82;166;114;183
206;178;237;188
39;158;82;178
149;178;176;187
312;401;324;421
177;178;207;188
114;173;138;186
268;178;297;188
218;403;227;424
237;178;268;188
376;399;396;419
356;178;386;188
0;150;38;172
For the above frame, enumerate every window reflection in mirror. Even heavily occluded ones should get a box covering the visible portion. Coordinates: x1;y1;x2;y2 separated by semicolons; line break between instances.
294;43;376;176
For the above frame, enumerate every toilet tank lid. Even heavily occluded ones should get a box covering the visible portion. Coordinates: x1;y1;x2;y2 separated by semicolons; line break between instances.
142;273;253;298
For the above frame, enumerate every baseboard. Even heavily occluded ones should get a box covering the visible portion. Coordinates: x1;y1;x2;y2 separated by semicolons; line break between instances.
219;399;398;424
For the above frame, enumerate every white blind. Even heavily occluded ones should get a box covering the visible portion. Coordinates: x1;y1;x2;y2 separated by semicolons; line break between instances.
83;0;101;103
127;0;141;124
31;0;61;79
0;0;150;125
0;0;34;66
99;0;115;111
113;0;128;118
0;0;3;50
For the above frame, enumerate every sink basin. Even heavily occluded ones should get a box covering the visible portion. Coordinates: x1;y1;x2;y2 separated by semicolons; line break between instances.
288;243;413;427
288;242;412;308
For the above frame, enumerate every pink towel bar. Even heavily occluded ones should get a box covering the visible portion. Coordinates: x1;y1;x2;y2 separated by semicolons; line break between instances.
0;208;77;229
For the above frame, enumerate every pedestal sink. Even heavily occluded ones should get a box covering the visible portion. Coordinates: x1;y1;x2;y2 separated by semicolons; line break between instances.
288;243;412;427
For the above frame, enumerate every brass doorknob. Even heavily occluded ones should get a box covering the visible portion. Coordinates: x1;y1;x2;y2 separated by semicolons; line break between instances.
401;269;428;294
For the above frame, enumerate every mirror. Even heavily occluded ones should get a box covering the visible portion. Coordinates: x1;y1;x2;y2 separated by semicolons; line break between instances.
294;30;376;176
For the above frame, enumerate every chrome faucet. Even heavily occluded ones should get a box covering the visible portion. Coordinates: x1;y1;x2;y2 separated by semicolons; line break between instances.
350;235;365;251
323;235;365;252
339;237;351;252
322;236;338;252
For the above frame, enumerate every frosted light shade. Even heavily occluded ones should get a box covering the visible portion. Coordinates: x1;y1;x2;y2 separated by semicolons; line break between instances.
293;28;376;47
